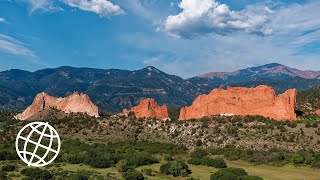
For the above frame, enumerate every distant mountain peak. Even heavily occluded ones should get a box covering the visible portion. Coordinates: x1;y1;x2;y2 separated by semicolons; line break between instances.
138;66;163;75
260;63;284;68
143;66;158;71
198;63;320;80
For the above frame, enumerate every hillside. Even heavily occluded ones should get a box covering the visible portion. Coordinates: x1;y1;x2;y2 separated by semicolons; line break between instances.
297;87;320;112
0;66;216;113
1;110;320;179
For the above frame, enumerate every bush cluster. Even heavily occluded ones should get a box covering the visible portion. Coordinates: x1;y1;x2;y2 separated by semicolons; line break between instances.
160;161;191;177
210;167;263;180
60;139;186;169
209;146;320;167
21;168;52;180
190;148;209;158
0;171;8;180
123;169;144;180
69;171;90;180
1;164;16;172
188;157;227;168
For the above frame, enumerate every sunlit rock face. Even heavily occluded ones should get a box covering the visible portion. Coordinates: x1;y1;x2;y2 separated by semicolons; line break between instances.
179;85;297;121
123;98;168;120
15;92;99;120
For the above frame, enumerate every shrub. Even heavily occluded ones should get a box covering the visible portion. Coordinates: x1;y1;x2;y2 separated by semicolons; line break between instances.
305;122;312;128
312;161;320;168
305;156;316;165
85;156;113;168
125;152;159;167
312;123;318;128
210;170;238;180
160;161;191;177
195;139;203;146
69;171;89;180
210;168;263;180
164;154;174;161
288;122;297;128
1;164;16;171
116;160;131;172
191;148;208;158
141;168;153;176
239;176;263;180
160;162;173;175
123;169;144;180
188;157;227;168
292;154;304;165
0;150;18;160
0;171;8;180
222;167;248;176
187;158;202;165
21;168;52;180
205;157;227;168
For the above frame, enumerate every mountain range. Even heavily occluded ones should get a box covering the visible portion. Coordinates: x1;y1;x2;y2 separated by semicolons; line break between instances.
1;63;320;113
199;63;320;81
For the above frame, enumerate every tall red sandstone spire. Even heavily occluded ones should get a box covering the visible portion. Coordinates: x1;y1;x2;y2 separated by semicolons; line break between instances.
123;98;168;120
15;92;99;120
179;85;297;121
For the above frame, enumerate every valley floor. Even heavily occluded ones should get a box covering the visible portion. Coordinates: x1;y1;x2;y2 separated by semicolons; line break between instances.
4;160;320;180
2;113;320;180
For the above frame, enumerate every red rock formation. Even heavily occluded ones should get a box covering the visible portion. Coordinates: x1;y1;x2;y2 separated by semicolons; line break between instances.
315;110;320;116
123;98;168;119
15;92;99;120
179;85;297;121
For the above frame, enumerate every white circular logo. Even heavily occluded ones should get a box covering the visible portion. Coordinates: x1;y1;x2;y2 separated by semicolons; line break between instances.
15;122;61;167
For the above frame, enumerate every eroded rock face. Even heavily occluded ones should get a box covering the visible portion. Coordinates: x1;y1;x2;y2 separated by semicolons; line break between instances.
15;92;99;120
123;98;168;120
179;85;297;121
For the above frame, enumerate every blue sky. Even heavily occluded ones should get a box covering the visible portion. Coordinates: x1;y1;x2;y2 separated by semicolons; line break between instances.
0;0;319;78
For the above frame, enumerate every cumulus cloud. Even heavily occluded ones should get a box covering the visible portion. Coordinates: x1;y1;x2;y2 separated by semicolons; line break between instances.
62;0;124;17
163;0;272;38
0;34;35;57
19;0;124;17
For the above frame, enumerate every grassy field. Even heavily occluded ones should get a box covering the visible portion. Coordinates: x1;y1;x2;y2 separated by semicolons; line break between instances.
227;160;320;180
136;160;320;180
3;159;320;180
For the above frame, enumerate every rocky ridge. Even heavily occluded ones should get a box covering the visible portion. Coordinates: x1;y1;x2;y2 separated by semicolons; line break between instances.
14;92;99;120
179;85;297;121
123;98;168;120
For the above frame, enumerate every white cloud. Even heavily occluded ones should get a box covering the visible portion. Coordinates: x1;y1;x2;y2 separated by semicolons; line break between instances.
19;0;124;17
116;0;153;20
62;0;124;17
0;34;35;57
19;0;61;13
120;1;320;78
265;2;320;42
163;0;320;39
163;0;272;38
115;0;175;23
0;18;7;23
